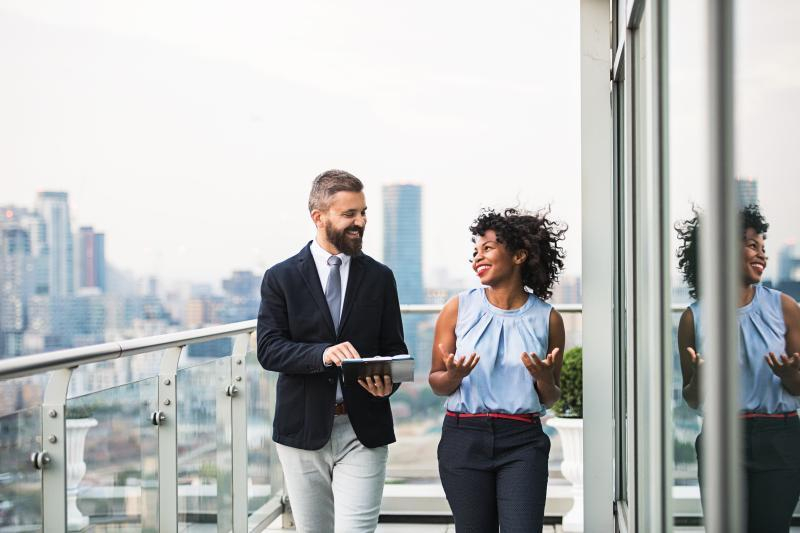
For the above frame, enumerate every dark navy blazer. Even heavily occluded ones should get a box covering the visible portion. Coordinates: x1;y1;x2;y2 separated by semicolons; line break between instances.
257;242;407;450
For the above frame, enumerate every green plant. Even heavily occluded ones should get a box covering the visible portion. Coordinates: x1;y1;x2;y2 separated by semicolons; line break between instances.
551;346;582;418
65;402;98;420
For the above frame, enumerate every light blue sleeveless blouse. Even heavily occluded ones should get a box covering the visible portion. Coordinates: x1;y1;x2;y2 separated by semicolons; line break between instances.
445;288;552;415
690;284;800;413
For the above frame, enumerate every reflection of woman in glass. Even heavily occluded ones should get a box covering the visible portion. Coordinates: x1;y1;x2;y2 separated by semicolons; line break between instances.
429;208;567;532
677;204;800;532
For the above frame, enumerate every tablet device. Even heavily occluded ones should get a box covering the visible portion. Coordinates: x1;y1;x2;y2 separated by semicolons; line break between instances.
340;354;415;384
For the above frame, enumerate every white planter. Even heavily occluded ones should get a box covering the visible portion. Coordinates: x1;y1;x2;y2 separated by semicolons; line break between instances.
547;416;583;533
66;417;98;531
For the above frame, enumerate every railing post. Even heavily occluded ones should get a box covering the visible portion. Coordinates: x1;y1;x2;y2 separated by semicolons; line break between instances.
157;346;183;533
41;367;73;533
231;332;251;532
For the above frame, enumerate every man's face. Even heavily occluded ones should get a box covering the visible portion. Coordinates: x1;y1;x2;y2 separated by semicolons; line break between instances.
316;191;367;255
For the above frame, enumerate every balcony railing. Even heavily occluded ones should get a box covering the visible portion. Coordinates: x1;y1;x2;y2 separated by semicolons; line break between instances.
0;304;587;532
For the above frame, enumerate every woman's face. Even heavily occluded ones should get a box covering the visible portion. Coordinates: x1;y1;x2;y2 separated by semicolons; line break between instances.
742;227;767;285
472;230;525;286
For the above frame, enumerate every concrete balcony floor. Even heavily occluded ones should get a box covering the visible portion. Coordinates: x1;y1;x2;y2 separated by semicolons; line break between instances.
266;521;565;532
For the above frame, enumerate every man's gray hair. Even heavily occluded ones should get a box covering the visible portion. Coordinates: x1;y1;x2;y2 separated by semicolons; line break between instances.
308;169;364;212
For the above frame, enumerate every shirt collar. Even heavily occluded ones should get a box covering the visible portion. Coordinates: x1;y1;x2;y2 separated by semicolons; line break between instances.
311;238;350;266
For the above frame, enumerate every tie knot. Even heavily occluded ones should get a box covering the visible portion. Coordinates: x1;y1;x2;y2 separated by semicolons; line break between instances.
327;255;342;267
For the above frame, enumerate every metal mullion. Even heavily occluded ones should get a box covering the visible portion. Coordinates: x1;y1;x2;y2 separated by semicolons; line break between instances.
230;333;251;532
630;2;670;529
157;346;183;533
654;0;674;530
41;368;72;533
702;1;741;532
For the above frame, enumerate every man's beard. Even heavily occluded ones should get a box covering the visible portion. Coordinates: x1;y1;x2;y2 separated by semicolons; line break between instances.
325;222;364;256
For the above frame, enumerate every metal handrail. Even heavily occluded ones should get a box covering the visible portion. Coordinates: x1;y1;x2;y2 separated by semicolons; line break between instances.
0;304;588;382
0;302;696;382
0;320;256;381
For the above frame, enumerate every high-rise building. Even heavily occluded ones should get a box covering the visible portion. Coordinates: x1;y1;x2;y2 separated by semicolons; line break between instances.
77;226;106;292
551;274;583;304
36;192;74;296
220;270;260;323
0;211;34;356
382;184;424;304
778;242;800;283
383;184;424;359
735;176;759;209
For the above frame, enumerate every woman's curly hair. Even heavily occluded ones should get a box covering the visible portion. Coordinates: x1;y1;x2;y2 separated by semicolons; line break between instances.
469;207;567;300
675;204;769;299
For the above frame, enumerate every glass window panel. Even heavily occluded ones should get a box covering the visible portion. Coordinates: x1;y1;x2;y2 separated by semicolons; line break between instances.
177;357;232;530
734;0;800;525
65;378;159;531
668;0;711;527
245;346;283;529
0;406;42;530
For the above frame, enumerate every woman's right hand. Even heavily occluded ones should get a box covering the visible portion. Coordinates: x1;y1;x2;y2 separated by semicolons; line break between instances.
439;343;480;379
687;347;704;384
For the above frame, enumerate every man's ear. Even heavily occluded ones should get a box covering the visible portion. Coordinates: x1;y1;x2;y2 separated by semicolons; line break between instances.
310;209;325;229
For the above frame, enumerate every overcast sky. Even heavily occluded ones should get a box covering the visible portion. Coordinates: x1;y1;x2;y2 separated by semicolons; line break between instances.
669;0;800;283
1;1;797;289
0;1;582;287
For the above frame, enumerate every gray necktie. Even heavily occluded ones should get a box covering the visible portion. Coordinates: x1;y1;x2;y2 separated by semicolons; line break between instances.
326;255;342;332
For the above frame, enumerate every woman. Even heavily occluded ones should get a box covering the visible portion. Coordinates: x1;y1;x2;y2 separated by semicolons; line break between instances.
676;204;800;533
429;208;567;532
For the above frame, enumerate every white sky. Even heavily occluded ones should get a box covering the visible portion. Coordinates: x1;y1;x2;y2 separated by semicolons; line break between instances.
1;1;798;288
0;1;582;287
668;0;800;283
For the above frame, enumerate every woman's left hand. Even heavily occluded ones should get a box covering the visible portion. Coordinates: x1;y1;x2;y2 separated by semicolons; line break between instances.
765;352;800;380
521;348;560;385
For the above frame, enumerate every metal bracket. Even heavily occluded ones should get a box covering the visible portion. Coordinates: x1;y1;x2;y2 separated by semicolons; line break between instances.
150;411;167;426
225;384;239;397
30;451;51;470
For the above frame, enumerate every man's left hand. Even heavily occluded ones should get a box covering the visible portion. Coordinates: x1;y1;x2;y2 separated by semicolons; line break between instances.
358;375;393;397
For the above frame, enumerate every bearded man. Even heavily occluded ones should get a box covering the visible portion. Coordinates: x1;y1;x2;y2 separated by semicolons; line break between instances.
257;169;408;533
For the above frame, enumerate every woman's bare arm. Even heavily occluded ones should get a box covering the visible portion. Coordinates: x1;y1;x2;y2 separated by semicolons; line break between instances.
428;297;479;396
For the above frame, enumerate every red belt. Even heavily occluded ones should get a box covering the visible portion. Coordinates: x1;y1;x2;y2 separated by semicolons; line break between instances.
446;410;539;423
740;411;798;419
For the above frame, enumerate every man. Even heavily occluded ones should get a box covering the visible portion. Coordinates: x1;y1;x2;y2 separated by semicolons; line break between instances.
257;169;407;533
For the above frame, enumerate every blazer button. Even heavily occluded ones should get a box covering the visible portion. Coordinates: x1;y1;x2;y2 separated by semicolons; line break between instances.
328;378;335;384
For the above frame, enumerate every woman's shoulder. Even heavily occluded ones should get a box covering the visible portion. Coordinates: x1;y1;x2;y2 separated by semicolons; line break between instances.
755;284;789;315
456;287;484;307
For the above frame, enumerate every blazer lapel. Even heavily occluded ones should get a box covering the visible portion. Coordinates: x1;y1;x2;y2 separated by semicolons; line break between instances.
339;254;365;334
295;244;336;337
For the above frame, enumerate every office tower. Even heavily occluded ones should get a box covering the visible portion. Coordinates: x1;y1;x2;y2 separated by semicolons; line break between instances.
36;191;74;296
551;275;583;304
383;184;425;362
78;226;107;292
222;270;260;298
0;212;33;356
382;184;424;304
777;242;800;284
735;176;759;209
220;270;260;323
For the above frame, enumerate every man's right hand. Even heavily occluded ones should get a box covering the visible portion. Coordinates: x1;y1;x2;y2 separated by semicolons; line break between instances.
323;342;361;366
